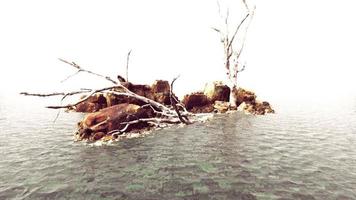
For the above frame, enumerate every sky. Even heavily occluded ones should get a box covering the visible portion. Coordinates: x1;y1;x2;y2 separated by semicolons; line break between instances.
0;0;355;103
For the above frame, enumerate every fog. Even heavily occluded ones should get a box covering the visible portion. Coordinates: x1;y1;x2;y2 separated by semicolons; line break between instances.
0;0;355;103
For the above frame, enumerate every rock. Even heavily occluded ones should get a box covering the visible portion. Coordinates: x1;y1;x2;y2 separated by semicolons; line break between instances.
92;132;105;141
108;82;155;106
153;93;171;105
237;100;275;115
189;104;214;113
152;80;170;94
182;92;209;109
182;92;212;113
255;101;275;114
214;101;231;113
76;103;154;141
233;87;256;106
237;102;247;112
152;80;171;105
74;93;107;112
204;81;230;103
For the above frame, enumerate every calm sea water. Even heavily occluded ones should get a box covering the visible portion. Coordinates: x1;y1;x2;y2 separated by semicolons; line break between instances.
0;94;356;199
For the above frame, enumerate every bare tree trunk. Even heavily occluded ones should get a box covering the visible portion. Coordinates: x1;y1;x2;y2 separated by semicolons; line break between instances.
212;0;255;107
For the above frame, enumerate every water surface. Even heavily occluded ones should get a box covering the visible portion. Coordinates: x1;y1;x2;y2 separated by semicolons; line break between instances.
0;94;355;199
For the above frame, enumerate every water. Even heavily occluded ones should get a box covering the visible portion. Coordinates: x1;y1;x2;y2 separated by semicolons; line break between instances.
0;94;356;199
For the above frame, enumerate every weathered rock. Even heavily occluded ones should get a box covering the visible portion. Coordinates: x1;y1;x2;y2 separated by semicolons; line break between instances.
237;101;274;115
182;92;212;113
204;81;230;103
107;82;155;106
153;93;171;105
152;80;170;94
74;93;107;113
189;104;214;113
214;101;231;113
233;87;256;106
76;103;154;141
151;80;171;105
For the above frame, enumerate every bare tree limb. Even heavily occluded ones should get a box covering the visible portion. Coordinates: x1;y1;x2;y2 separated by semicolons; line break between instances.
58;58;118;84
170;76;191;124
45;86;119;109
126;49;132;82
227;13;250;50
20;89;90;97
120;117;181;125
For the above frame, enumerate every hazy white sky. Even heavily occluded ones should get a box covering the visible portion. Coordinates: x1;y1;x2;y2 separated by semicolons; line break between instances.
0;0;355;102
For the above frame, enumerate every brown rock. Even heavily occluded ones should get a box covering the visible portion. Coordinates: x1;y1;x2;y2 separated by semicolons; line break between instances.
233;87;256;106
152;80;170;94
182;92;209;110
76;103;154;141
204;81;230;103
237;100;275;115
74;93;107;113
182;92;212;113
189;104;214;113
92;132;105;141
109;82;155;106
153;93;171;105
214;101;231;113
151;80;171;105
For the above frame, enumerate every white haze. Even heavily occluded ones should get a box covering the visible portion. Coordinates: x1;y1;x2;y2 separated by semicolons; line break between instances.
0;0;355;104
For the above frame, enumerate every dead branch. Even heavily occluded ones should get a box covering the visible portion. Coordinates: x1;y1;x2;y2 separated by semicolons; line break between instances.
121;117;181;125
20;89;91;97
170;76;191;124
45;86;119;109
59;58;118;84
126;49;132;82
227;13;250;50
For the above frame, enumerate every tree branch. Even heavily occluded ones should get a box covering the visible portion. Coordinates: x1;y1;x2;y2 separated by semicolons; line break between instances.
170;76;191;124
126;49;132;82
20;89;90;97
227;13;250;50
58;58;118;84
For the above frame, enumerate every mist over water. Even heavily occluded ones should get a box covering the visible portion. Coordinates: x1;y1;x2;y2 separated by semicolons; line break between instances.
1;93;356;199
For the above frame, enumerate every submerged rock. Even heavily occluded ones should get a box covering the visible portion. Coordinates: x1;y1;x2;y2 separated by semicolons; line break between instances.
76;103;154;141
204;81;230;103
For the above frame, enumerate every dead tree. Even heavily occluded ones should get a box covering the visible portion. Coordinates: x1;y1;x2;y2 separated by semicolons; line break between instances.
212;0;256;107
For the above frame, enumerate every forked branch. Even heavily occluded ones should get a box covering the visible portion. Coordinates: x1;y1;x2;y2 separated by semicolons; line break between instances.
59;58;118;84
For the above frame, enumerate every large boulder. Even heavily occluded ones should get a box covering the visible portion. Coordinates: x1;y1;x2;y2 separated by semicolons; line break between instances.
204;81;230;103
182;92;213;113
76;103;154;141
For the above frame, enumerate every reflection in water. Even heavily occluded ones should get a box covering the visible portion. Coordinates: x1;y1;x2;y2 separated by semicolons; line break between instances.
0;95;356;199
